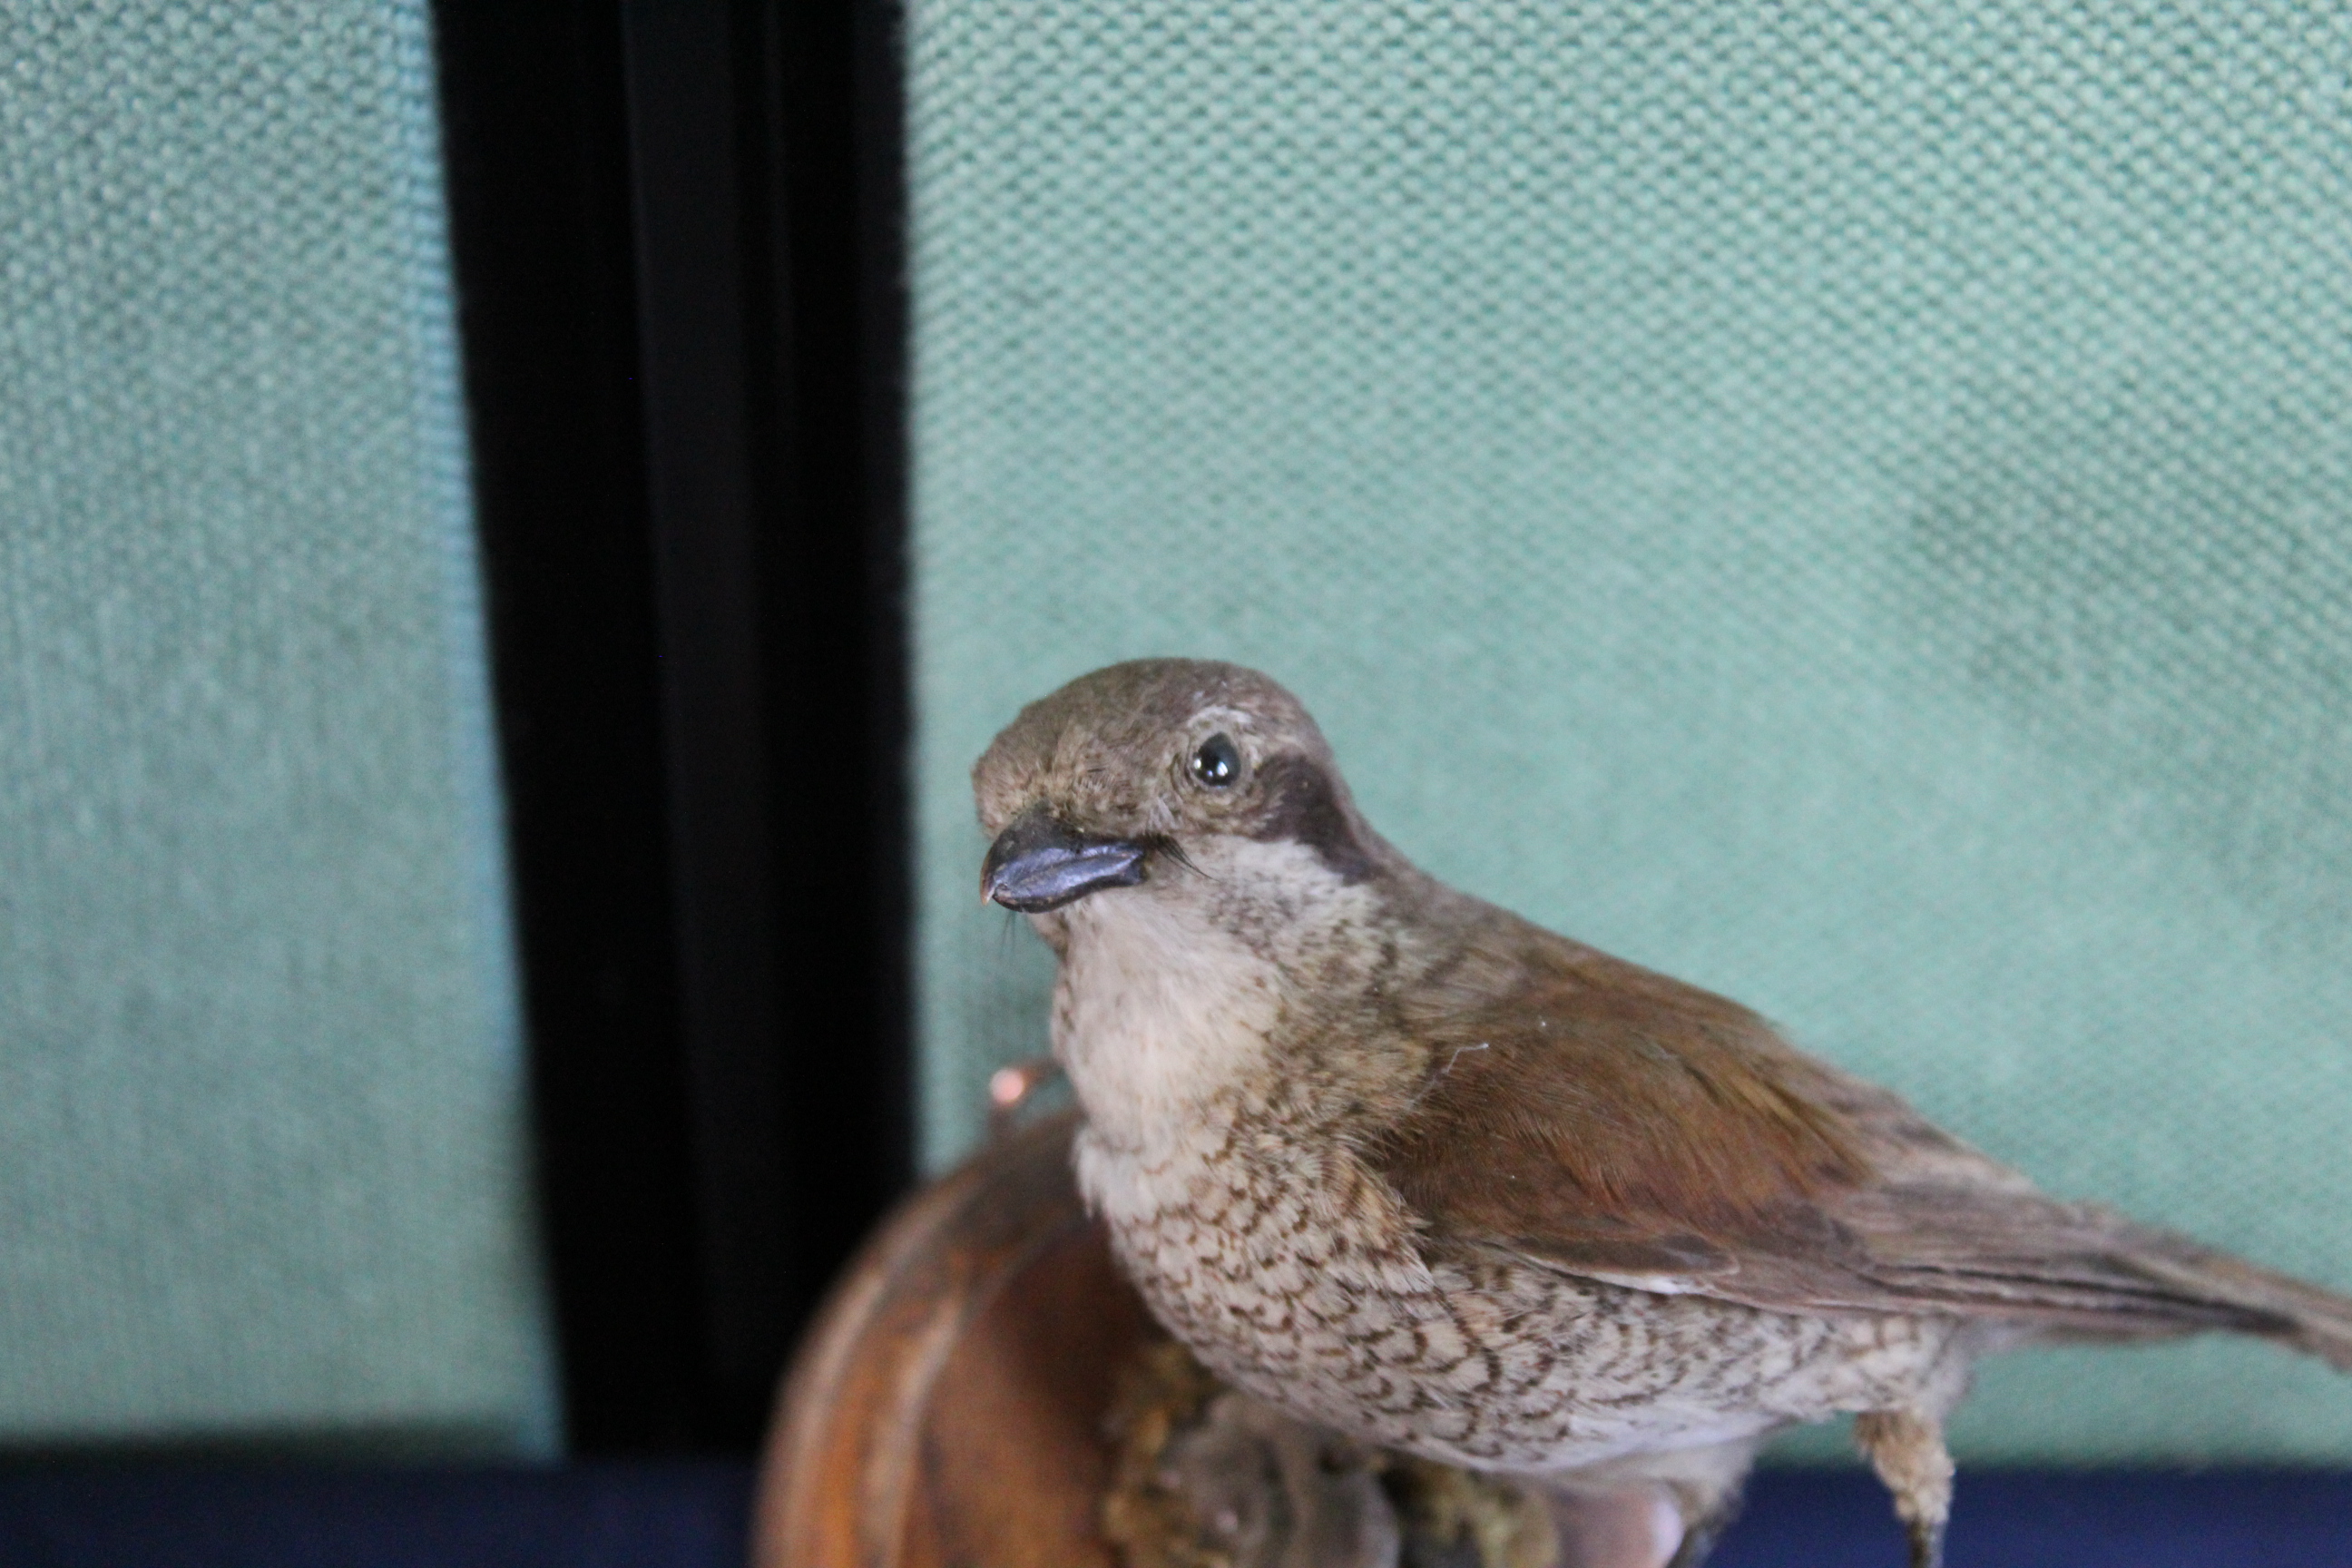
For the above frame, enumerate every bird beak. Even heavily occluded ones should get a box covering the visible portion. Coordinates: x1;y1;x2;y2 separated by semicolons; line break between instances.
981;804;1151;912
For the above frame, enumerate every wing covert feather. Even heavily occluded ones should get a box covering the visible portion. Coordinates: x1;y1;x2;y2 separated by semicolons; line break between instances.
1366;919;2319;1342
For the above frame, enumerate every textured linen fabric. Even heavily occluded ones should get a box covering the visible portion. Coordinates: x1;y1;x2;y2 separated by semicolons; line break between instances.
906;1;2352;1460
0;5;554;1448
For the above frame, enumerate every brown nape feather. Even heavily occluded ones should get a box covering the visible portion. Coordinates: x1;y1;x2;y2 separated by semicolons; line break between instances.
1368;916;2352;1354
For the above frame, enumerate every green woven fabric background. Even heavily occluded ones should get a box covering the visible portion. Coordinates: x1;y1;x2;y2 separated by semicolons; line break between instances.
0;4;554;1449
906;2;2352;1460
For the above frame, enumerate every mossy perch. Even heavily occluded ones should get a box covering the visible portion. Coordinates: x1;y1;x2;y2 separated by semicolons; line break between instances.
1102;1339;1559;1568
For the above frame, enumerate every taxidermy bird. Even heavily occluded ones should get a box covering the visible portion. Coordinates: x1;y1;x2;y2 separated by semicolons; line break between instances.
973;659;2352;1568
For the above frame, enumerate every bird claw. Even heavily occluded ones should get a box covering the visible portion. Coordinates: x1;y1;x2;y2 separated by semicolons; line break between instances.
1661;1521;1720;1568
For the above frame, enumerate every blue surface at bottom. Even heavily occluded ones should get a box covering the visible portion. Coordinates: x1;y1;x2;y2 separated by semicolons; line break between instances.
0;1462;751;1568
1723;1468;2352;1567
0;1462;2344;1566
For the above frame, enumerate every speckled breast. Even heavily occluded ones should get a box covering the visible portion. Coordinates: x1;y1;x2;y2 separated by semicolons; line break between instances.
1075;1112;1962;1475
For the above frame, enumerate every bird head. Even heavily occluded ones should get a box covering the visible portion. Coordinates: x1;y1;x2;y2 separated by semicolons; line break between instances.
973;659;1389;917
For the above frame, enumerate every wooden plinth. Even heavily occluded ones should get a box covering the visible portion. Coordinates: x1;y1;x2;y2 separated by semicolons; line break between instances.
753;1109;1152;1568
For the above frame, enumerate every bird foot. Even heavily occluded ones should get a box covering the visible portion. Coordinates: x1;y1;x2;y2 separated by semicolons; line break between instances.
1546;1486;1689;1568
1855;1410;1952;1568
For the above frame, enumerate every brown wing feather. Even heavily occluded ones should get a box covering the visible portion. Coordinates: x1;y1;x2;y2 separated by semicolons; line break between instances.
1377;944;1867;1251
1369;916;2352;1357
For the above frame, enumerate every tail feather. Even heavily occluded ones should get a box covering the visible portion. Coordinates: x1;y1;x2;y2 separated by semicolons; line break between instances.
2129;1236;2352;1372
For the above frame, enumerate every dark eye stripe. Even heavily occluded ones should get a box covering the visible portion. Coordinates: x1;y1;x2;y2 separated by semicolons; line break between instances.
1248;755;1376;883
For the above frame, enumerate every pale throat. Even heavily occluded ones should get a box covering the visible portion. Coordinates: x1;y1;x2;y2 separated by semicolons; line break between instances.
1041;836;1378;1154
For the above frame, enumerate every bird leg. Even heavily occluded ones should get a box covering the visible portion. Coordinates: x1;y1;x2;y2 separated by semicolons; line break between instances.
1543;1486;1683;1568
1854;1409;1952;1568
1541;1439;1754;1568
1653;1460;1752;1568
1660;1490;1740;1568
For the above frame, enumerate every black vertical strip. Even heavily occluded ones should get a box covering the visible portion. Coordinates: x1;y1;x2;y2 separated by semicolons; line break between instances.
614;0;792;1424
436;0;912;1454
757;0;916;1339
429;3;713;1450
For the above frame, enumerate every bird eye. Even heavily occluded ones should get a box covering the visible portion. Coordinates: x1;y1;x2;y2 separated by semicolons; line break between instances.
1190;732;1241;789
